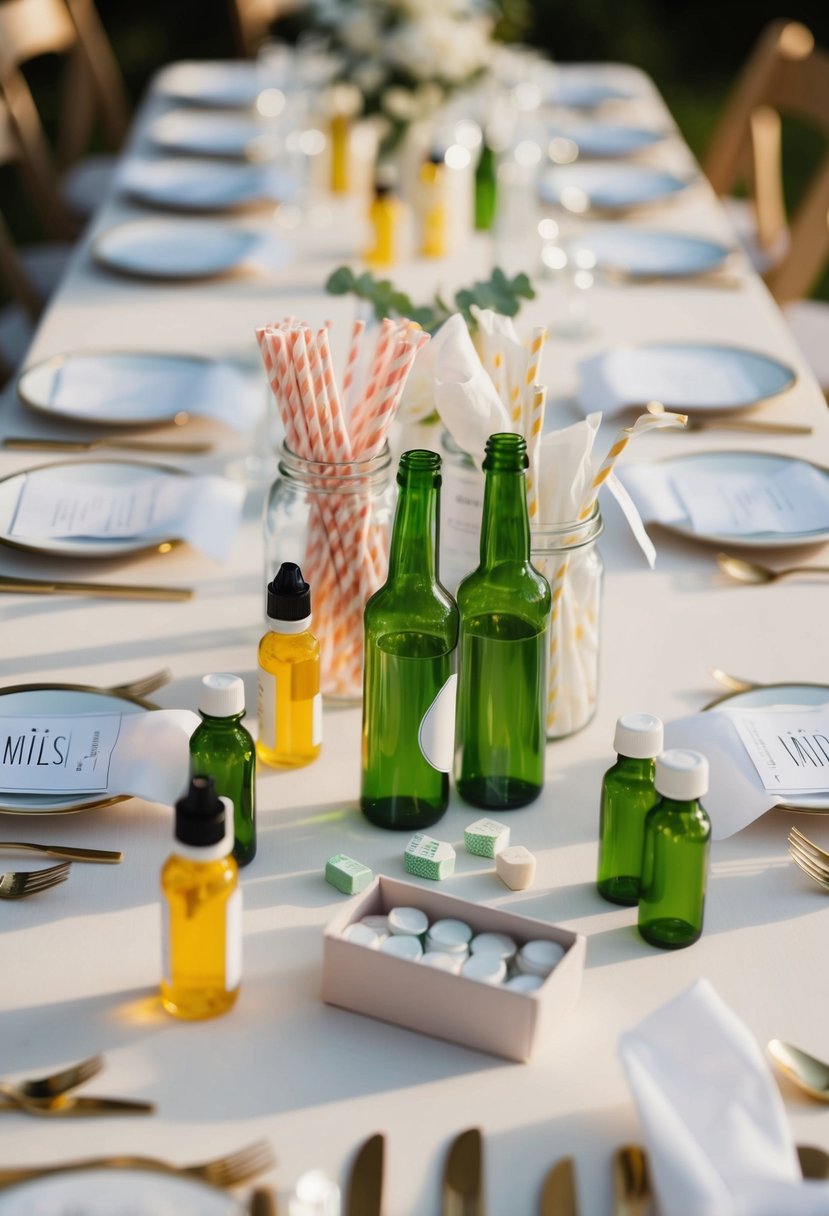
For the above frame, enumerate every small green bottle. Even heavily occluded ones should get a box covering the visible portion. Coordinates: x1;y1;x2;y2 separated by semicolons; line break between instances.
190;674;256;867
474;139;497;230
638;749;711;950
361;450;459;830
597;713;663;906
455;433;551;810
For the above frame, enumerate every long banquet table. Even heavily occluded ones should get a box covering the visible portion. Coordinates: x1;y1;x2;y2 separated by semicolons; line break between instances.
1;61;828;1214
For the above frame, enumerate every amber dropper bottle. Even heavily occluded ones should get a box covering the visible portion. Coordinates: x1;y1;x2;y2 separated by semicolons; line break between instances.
257;562;322;768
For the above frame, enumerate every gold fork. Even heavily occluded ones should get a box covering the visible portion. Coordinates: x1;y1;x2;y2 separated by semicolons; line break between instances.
0;1056;103;1102
0;1140;274;1188
0;862;71;900
787;838;829;891
789;827;829;864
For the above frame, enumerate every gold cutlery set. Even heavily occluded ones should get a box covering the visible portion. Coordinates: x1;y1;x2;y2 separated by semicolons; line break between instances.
0;839;123;900
787;826;829;892
0;1055;152;1119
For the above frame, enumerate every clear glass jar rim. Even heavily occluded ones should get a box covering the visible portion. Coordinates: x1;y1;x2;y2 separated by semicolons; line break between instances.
277;441;392;487
530;503;603;552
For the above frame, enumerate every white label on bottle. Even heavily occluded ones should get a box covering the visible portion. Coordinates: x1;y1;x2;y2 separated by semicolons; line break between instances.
161;901;170;986
225;887;242;991
257;668;276;748
418;674;458;773
312;693;323;747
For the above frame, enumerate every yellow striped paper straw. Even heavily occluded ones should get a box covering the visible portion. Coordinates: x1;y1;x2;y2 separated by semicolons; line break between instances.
525;383;547;522
523;326;547;434
577;408;688;521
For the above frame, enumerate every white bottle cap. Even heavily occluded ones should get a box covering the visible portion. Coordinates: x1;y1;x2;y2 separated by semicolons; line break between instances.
426;918;473;952
388;906;429;937
655;749;709;800
517;939;566;977
613;712;663;759
420;951;463;974
461;953;507;985
199;673;245;718
380;933;423;961
469;932;517;962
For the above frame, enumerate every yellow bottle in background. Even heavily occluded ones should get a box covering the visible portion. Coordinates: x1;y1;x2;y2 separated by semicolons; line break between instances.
365;179;402;267
257;562;322;768
330;113;350;194
161;776;241;1021
418;152;447;259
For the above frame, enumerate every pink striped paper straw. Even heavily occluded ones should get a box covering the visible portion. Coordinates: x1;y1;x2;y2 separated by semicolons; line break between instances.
342;318;365;415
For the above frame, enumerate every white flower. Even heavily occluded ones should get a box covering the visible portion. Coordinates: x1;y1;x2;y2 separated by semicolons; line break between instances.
352;62;387;95
340;11;381;53
381;87;419;121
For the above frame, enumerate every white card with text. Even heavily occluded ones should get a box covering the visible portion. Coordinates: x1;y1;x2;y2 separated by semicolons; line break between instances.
730;706;829;794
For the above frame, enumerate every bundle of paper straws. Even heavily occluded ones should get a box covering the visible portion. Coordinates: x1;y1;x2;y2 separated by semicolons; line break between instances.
256;317;430;696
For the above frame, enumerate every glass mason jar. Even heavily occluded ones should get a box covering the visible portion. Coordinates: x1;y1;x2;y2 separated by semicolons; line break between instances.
263;444;394;701
531;505;604;740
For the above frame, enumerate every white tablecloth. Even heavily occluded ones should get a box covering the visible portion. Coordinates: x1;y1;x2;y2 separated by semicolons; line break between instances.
1;62;828;1215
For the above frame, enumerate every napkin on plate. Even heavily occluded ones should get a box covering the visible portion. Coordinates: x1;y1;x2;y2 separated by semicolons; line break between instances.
620;979;829;1216
663;706;829;838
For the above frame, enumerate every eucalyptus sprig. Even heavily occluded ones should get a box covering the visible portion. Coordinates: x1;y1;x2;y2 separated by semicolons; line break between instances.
325;266;535;334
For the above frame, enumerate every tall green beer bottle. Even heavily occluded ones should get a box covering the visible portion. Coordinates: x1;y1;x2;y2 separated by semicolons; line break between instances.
361;450;459;830
455;433;551;809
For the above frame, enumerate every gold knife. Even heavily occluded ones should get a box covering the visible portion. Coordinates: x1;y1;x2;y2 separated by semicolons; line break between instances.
0;1095;155;1116
0;842;122;863
443;1127;484;1216
685;419;813;435
613;1145;652;1216
0;575;192;601
3;437;213;455
250;1187;279;1215
346;1133;384;1216
540;1156;578;1216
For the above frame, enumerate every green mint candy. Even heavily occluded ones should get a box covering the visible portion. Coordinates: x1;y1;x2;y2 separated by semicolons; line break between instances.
404;833;456;881
325;854;374;895
463;817;510;858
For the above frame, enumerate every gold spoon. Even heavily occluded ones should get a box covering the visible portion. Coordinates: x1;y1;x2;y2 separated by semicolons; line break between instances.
709;667;762;692
768;1039;829;1102
717;553;829;585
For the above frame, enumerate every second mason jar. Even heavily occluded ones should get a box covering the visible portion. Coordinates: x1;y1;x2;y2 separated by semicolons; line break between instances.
264;443;394;701
531;506;604;740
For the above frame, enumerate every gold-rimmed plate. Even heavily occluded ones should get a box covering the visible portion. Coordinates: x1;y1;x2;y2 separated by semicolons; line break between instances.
705;683;829;812
0;459;185;559
0;1166;244;1213
0;684;158;814
91;218;258;281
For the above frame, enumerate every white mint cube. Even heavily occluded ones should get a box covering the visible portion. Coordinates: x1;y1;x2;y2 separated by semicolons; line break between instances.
495;845;537;891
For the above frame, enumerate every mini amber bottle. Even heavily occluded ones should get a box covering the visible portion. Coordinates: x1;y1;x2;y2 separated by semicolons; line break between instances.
418;152;447;258
257;562;321;767
365;178;402;267
161;776;241;1021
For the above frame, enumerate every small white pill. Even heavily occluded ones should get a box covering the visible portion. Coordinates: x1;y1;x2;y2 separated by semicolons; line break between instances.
388;906;429;938
503;974;544;993
517;939;566;977
495;845;536;891
380;933;423;961
469;932;518;962
360;915;390;936
420;951;463;974
342;922;382;948
427;918;473;952
461;953;507;985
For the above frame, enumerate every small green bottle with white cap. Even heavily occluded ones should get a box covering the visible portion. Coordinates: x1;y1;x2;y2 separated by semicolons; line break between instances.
596;712;663;906
638;749;711;950
189;674;256;867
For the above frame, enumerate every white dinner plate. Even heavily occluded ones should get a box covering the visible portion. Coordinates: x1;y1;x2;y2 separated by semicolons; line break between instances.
157;59;260;109
567;227;733;277
548;122;665;159
577;342;797;414
708;684;829;811
633;450;829;548
119;158;294;212
0;1166;244;1214
0;459;186;558
92;219;257;280
546;78;634;109
148;110;278;160
18;351;253;428
0;686;152;813
539;163;690;211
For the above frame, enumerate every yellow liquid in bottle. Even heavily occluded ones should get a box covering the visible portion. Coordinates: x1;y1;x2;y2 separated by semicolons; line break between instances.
365;196;399;267
330;114;350;193
161;853;240;1021
257;628;321;768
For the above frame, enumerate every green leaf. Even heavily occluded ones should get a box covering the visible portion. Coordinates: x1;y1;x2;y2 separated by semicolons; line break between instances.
325;266;357;295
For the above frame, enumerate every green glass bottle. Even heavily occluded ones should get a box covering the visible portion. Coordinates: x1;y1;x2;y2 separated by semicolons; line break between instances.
190;674;256;867
455;433;551;810
638;749;711;950
474;139;497;230
361;450;459;830
597;713;663;906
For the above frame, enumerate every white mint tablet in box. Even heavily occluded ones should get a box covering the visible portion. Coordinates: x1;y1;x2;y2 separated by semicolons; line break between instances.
322;876;586;1062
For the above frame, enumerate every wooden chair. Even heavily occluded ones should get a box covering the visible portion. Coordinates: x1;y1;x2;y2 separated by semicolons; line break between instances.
0;0;129;230
227;0;300;57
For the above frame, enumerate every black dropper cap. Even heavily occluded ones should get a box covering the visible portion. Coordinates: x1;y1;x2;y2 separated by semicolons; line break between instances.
175;775;226;848
267;561;311;622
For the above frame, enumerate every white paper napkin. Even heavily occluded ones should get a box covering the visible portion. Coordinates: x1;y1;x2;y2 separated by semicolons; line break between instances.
431;314;513;463
620;979;829;1216
663;706;829;838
